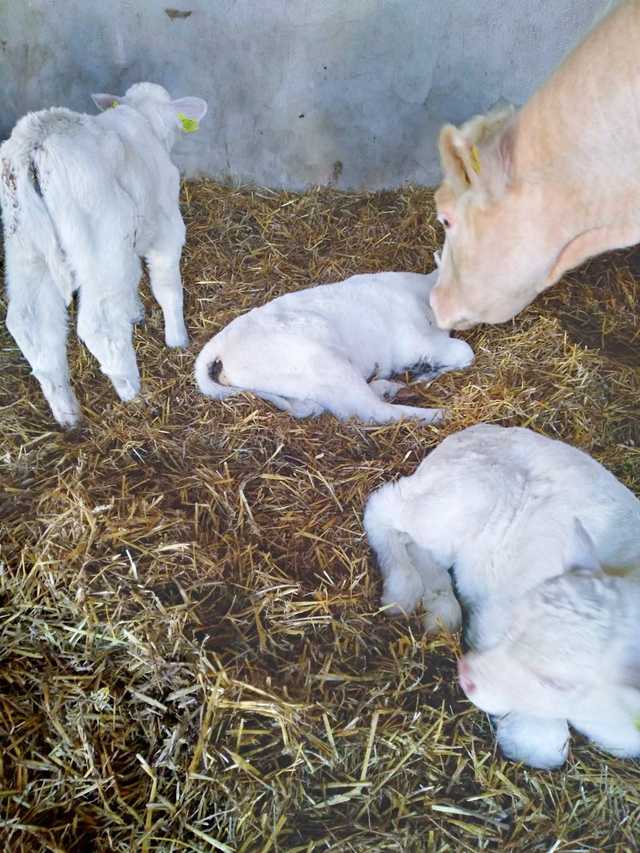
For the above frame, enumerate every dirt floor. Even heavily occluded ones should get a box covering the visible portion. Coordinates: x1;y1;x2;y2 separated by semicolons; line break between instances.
1;181;639;852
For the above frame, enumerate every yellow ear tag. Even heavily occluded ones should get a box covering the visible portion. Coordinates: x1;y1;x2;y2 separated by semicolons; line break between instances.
470;144;481;175
178;112;199;133
111;100;119;108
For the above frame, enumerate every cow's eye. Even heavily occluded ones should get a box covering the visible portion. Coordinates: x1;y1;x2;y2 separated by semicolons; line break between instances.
438;214;451;229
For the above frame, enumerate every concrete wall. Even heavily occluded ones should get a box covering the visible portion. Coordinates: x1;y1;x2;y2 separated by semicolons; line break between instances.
0;0;605;189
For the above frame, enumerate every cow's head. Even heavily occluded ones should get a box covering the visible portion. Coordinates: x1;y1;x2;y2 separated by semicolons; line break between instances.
457;521;640;724
429;105;563;330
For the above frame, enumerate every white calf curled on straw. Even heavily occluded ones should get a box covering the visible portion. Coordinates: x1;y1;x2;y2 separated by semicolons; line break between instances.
364;425;640;769
0;82;207;427
194;271;474;425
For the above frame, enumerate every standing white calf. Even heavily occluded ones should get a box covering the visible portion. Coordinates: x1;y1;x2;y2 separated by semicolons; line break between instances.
364;425;640;768
0;82;207;426
195;272;474;425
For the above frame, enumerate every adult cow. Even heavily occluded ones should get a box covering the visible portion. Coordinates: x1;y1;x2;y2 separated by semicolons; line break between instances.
429;0;640;330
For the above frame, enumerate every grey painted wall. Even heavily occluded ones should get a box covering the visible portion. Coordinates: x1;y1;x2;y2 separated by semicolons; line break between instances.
0;0;604;189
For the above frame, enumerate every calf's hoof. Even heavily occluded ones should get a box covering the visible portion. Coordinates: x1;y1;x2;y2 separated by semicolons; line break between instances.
165;326;189;349
110;375;141;402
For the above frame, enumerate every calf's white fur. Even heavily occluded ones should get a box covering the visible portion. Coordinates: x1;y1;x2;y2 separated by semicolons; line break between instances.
364;425;640;768
195;271;474;425
0;82;207;426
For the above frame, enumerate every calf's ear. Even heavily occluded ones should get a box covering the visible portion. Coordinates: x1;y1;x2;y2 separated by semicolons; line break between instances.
170;97;208;133
564;519;601;575
91;93;124;111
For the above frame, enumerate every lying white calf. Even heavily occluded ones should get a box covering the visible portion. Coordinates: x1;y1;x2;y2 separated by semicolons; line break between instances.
195;272;474;424
364;425;640;768
0;82;207;426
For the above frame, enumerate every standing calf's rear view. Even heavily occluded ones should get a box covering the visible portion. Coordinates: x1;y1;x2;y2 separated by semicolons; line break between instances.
0;82;207;426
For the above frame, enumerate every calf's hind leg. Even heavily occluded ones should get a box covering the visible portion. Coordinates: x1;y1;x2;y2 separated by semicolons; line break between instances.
408;334;474;384
146;220;188;348
76;250;142;402
368;379;405;401
260;393;323;418
407;542;462;632
364;497;425;615
315;356;442;424
5;253;80;427
364;484;459;632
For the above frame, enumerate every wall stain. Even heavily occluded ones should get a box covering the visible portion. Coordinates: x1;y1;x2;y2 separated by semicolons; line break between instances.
165;8;192;20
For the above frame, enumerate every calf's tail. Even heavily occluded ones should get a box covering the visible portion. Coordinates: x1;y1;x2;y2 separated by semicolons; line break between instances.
194;345;239;399
0;141;74;304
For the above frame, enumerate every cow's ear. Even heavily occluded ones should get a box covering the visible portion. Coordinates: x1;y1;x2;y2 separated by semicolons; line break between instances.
439;115;514;198
438;124;481;195
494;122;515;184
545;223;640;289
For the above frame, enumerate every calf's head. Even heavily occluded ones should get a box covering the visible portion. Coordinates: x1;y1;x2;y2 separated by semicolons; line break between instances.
458;522;640;725
92;82;207;149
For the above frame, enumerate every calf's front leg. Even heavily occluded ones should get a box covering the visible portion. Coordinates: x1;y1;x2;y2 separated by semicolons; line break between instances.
495;712;569;769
